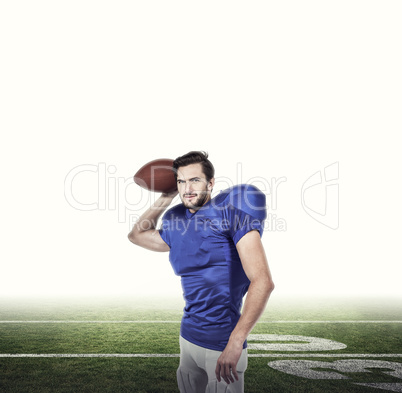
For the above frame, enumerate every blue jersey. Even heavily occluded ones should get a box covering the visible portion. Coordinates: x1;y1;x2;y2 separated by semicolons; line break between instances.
159;184;266;351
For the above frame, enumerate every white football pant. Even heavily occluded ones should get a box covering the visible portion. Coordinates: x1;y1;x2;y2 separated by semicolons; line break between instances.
177;336;248;393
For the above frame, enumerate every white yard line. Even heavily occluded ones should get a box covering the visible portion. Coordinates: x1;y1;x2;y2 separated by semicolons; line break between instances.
247;354;402;358
0;353;401;358
0;320;182;323
261;320;402;324
0;354;180;358
0;320;401;324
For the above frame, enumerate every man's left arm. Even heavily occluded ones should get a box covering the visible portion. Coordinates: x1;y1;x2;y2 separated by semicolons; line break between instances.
215;229;275;384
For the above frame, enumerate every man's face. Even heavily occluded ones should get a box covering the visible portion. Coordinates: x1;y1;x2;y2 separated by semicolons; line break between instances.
176;163;214;213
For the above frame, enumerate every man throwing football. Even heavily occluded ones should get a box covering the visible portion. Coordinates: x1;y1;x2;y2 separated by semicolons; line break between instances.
128;151;274;393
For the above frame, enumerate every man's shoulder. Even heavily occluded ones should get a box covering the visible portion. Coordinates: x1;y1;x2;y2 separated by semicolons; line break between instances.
213;184;266;210
209;184;266;223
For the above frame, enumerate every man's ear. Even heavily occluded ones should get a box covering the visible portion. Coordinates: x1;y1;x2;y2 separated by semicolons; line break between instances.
208;177;215;191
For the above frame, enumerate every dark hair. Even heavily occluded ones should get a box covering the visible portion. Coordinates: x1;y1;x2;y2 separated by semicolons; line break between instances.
173;151;215;181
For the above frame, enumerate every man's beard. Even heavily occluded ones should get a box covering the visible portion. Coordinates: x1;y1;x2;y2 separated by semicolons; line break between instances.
181;189;210;211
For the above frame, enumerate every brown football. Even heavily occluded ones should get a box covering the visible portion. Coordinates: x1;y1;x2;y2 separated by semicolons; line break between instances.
133;158;177;193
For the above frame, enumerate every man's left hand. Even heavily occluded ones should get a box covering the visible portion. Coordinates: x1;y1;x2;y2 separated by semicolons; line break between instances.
215;340;243;384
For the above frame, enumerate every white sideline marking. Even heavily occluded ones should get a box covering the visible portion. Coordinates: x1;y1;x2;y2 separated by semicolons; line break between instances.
1;320;401;324
0;321;181;324
261;321;402;324
0;354;180;358
247;354;402;358
1;354;402;358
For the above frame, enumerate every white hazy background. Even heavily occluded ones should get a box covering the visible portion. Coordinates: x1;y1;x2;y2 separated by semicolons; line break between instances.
1;1;401;299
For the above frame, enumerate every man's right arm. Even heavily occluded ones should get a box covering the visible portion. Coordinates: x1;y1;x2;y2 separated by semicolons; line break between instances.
127;191;177;252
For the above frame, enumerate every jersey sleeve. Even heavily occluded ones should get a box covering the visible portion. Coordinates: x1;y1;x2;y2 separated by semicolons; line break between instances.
158;208;176;248
158;217;171;248
158;204;185;248
226;184;267;245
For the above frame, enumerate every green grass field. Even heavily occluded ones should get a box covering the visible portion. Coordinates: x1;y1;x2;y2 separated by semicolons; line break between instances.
0;296;401;392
